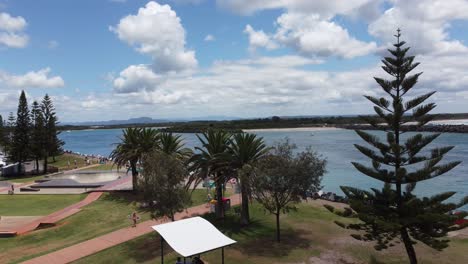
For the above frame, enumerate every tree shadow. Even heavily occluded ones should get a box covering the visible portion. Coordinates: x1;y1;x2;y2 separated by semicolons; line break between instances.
203;211;312;258
124;234;177;263
100;192;142;207
237;228;311;258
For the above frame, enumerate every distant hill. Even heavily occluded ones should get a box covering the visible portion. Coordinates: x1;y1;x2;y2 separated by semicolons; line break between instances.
63;116;242;126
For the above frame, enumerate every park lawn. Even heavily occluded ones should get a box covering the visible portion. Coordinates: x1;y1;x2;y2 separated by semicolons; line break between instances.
91;163;120;171
0;194;86;216
1;175;46;183
47;153;90;171
72;201;468;264
83;163;122;172
0;189;211;264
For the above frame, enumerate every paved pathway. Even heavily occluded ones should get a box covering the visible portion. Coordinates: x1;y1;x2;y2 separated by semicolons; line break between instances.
22;194;241;264
93;175;132;191
0;182;31;193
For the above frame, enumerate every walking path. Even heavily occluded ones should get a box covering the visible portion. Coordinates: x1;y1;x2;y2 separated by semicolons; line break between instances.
0;182;30;193
93;175;132;191
22;194;241;264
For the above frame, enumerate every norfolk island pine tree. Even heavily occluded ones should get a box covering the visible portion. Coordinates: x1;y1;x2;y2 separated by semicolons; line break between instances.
326;29;468;264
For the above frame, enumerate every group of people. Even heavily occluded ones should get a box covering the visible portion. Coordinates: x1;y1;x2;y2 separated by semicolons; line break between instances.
63;150;112;166
66;159;79;169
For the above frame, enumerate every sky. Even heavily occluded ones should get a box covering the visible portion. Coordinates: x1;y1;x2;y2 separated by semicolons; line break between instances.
0;0;468;122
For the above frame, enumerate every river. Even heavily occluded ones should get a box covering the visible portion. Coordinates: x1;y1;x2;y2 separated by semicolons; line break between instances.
59;127;467;208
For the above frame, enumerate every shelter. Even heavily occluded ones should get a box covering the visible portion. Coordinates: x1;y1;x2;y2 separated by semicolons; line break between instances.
152;216;236;263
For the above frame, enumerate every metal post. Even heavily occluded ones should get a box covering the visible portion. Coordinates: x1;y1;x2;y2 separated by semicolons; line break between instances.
222;247;225;264
161;237;164;264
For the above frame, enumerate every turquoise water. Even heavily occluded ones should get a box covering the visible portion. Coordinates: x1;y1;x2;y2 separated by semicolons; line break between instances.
60;128;467;208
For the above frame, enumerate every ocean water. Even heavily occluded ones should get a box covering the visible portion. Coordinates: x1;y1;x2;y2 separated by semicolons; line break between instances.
60;128;467;208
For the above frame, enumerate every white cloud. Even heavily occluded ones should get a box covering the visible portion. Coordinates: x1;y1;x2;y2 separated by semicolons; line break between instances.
48;40;59;49
275;13;377;58
0;12;26;32
245;13;376;58
204;34;215;42
0;92;20;112
244;25;277;52
0;12;28;48
225;1;378;58
101;43;468;119
48;0;468;121
170;0;206;4
109;55;376;113
0;68;65;89
113;64;162;93
110;1;197;73
0;32;28;48
217;0;374;17
369;0;468;56
26;45;468;122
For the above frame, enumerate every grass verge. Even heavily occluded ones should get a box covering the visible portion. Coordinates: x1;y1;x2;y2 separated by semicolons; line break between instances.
0;189;212;263
72;201;468;264
0;194;86;216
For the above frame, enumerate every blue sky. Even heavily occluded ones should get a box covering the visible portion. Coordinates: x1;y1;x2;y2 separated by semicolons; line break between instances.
1;0;468;122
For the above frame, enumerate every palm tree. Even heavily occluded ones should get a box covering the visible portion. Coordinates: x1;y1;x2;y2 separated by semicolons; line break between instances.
110;127;159;191
158;132;192;160
228;132;269;225
189;129;232;219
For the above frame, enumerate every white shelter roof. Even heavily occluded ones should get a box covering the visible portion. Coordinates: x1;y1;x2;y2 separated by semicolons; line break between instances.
152;216;236;257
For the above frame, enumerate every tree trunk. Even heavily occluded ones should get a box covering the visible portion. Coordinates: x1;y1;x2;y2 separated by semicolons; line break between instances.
53;155;56;162
131;161;138;192
43;154;48;174
35;157;39;174
401;227;417;264
240;180;250;225
275;211;281;242
216;177;224;219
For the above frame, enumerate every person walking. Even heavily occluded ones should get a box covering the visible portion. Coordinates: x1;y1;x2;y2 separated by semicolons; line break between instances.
131;211;139;227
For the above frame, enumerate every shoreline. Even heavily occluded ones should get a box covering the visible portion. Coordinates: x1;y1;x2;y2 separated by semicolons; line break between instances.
243;127;343;132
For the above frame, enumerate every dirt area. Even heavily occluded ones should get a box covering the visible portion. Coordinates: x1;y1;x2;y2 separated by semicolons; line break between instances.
308;250;361;264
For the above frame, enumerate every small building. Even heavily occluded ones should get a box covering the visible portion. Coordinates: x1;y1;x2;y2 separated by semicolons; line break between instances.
1;163;22;177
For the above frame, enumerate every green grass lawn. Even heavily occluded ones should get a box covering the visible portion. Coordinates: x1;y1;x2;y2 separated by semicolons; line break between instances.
0;189;212;264
0;194;86;216
47;153;93;171
0;175;46;183
73;202;468;264
81;163;122;172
